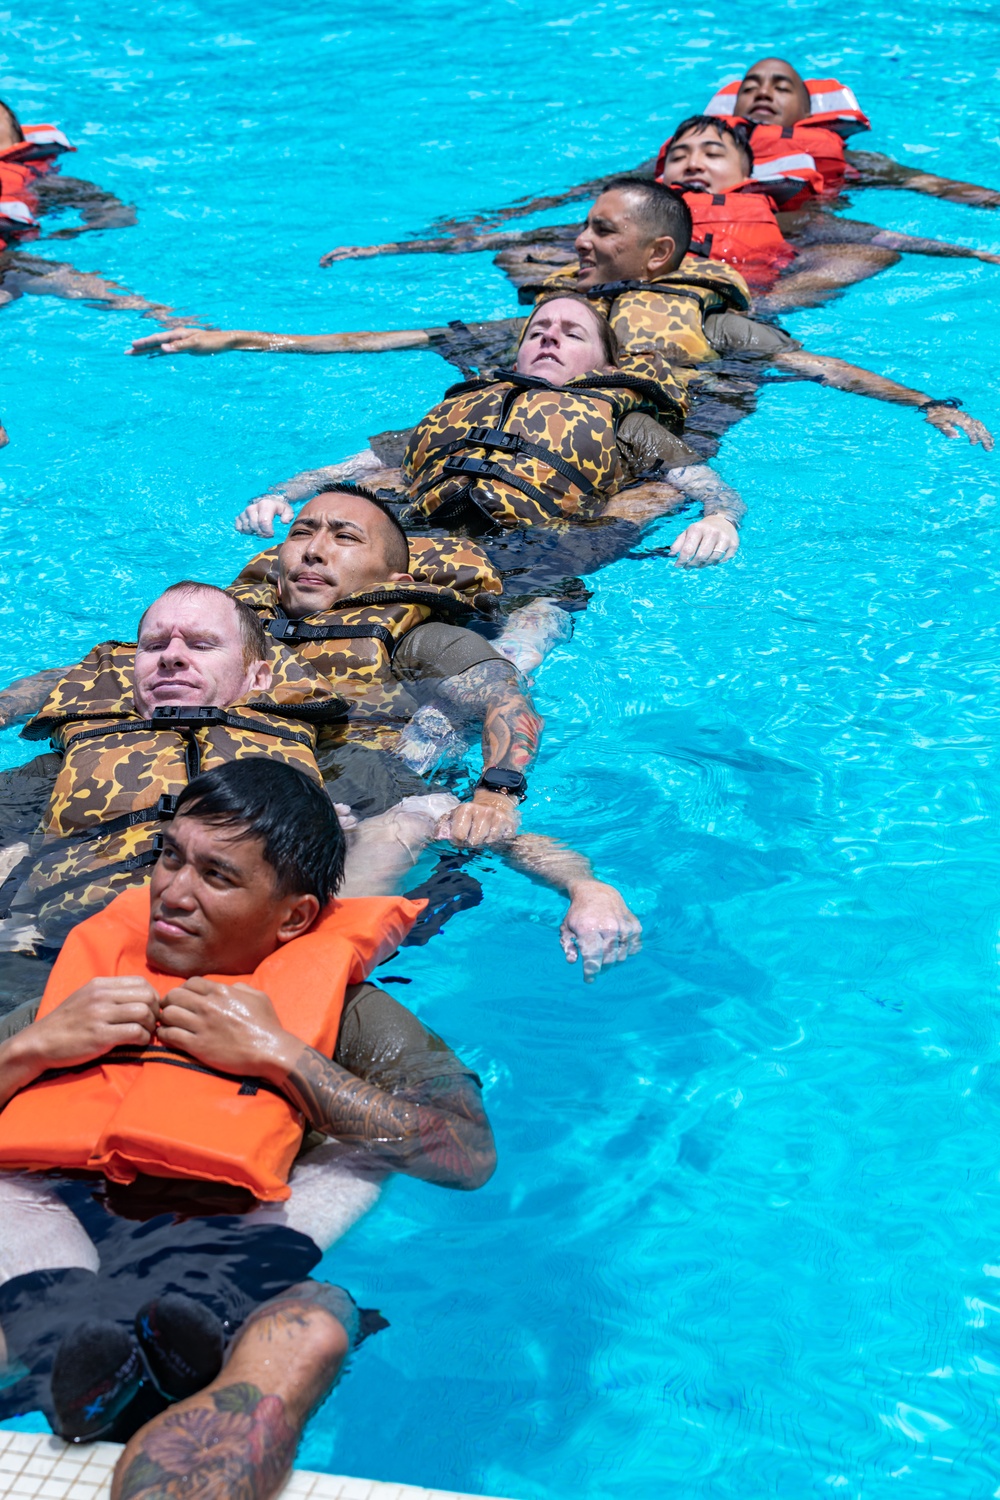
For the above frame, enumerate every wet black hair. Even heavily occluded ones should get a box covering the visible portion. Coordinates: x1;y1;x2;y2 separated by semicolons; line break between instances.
137;581;268;668
666;116;755;178
0;99;24;143
174;759;346;904
311;483;410;574
526;293;619;367
601;177;693;261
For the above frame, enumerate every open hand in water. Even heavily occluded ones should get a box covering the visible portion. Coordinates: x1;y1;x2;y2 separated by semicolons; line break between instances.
923;406;994;450
670;515;740;568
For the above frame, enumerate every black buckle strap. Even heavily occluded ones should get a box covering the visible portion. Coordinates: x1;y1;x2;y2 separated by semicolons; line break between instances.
63;793;179;846
269;618;395;650
36;1044;287;1100
461;425;599;497
440;456;568;518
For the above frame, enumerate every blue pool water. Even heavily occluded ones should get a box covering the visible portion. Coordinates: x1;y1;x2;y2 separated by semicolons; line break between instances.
3;2;1000;1495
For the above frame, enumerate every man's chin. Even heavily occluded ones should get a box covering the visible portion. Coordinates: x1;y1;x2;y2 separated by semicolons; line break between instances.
145;931;203;978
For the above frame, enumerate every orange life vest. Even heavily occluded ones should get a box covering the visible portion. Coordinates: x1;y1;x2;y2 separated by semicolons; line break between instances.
0;885;423;1201
701;77;870;200
675;183;795;289
0;124;73;249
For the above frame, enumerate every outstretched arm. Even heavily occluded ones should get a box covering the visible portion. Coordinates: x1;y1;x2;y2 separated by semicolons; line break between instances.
773;349;994;449
432;660;543;847
233;451;391;537
501;832;642;981
34;175;137;236
0;664;69;729
785;207;1000;265
2;252;195;329
129;314;522;361
845;150;1000;209
156;977;496;1189
424;156;658;237
318;220;580;266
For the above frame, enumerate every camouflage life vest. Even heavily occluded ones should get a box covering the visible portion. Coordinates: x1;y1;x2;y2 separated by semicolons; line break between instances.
10;641;346;939
227;536;503;751
402;354;686;530
519;256;752;365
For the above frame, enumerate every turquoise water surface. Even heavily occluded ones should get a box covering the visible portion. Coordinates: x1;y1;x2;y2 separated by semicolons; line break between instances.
3;2;1000;1495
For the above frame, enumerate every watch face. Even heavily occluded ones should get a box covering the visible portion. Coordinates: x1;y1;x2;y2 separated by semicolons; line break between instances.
481;769;527;796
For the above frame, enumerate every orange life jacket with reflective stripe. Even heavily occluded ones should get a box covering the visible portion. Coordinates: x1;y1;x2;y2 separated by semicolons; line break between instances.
0;124;74;248
676;183;795;289
0;885;423;1202
701;76;870;201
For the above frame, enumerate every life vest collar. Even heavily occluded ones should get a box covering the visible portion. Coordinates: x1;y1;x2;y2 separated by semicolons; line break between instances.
703;76;870;137
0;124;75;165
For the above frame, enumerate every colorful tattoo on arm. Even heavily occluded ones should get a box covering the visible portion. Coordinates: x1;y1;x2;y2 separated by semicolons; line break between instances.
116;1382;296;1500
438;659;542;771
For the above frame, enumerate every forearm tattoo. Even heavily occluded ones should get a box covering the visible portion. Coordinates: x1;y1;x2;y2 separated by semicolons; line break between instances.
116;1382;296;1500
439;660;542;771
282;1050;495;1189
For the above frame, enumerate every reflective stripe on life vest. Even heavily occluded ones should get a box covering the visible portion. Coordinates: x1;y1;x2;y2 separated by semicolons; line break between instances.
703;76;869;136
0;885;424;1200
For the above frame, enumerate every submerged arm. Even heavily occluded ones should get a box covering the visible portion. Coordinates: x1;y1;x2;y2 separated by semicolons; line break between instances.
502;832;642;981
425;158;658;237
318;220;581;266
784;207;1000;264
774;349;994;449
35;175;138;236
279;1050;495;1189
2;252;194;328
845;150;1000;209
0;665;69;729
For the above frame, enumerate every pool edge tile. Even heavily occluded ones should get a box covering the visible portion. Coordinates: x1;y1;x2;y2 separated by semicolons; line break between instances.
0;1432;517;1500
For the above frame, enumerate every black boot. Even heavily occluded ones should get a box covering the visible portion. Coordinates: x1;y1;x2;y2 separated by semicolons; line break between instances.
135;1293;226;1400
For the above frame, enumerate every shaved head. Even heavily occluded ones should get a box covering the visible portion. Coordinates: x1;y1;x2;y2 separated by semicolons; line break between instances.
736;57;811;127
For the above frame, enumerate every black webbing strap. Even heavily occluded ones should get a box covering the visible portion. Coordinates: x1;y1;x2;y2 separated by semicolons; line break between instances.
30;840;166;899
34;1045;287;1100
60;793;179;845
55;706;314;752
438;456;567;518
270;618;395;649
452;424;598;497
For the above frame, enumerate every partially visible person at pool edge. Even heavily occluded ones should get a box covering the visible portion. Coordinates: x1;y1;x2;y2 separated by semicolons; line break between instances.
0;759;496;1494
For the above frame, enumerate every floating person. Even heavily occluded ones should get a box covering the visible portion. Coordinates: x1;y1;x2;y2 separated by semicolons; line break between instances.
695;57;1000;209
0;96;199;331
164;181;988;540
653;116;1000;308
0;758;496;1477
0;569;641;983
371;57;1000;240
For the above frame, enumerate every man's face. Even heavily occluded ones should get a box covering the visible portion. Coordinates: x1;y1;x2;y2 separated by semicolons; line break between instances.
660;127;747;194
146;813;314;976
134;591;270;717
277;495;411;618
575;189;670;288
734;57;809;127
515;298;610;385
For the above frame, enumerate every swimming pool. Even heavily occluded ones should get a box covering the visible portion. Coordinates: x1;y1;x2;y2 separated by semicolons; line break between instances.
2;0;1000;1493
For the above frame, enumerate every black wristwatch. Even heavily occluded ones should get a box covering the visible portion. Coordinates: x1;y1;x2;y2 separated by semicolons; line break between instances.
476;767;528;802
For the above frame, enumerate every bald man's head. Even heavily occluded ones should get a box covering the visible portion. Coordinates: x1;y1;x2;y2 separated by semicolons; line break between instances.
735;57;811;128
277;488;414;618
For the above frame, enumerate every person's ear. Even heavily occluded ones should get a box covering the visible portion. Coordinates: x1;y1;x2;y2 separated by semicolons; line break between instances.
388;571;415;584
275;892;321;945
644;234;678;277
248;659;273;694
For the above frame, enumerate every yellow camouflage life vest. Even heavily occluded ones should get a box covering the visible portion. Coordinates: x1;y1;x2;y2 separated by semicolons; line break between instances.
401;354;686;530
227;535;503;751
522;255;751;365
10;641;345;939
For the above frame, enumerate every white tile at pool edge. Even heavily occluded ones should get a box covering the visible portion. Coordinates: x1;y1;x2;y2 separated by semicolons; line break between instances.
0;1433;518;1500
